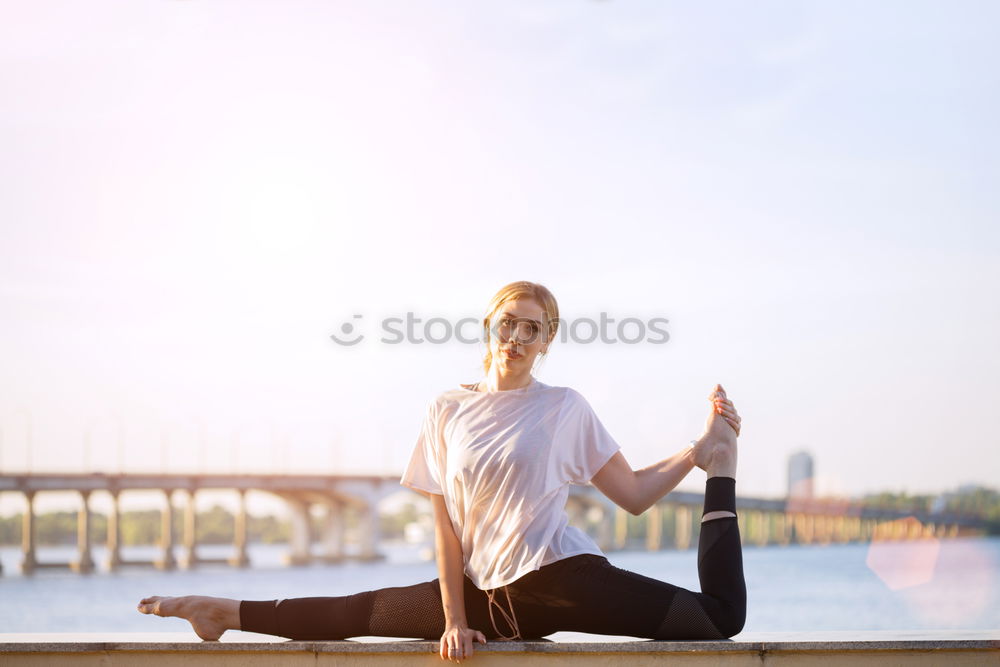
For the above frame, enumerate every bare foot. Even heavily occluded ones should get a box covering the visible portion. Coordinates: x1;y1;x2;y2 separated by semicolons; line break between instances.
692;384;738;478
137;595;240;641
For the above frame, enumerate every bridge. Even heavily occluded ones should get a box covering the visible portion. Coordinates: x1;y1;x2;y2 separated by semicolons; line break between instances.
0;472;987;575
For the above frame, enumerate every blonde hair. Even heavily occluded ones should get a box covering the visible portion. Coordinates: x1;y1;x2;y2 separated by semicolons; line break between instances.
480;281;560;376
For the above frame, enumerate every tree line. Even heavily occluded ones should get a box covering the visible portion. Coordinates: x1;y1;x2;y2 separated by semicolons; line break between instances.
858;483;1000;534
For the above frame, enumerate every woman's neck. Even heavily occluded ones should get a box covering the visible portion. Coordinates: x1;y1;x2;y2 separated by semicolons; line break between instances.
480;369;534;392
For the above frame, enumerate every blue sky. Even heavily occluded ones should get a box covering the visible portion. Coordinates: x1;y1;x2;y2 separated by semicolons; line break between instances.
1;0;998;514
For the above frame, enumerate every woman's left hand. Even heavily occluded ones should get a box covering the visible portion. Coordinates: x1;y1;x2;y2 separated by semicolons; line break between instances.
710;385;741;436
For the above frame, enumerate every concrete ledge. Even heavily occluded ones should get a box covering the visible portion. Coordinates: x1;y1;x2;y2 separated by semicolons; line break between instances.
1;631;997;665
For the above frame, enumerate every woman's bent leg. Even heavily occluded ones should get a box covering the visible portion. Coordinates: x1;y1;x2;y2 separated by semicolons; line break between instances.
506;477;746;640
655;475;746;638
146;577;501;641
241;579;452;640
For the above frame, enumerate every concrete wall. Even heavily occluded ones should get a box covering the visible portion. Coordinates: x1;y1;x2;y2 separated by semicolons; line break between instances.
1;632;997;666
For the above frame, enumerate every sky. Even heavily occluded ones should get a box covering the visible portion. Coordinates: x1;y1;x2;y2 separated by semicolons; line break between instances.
1;0;998;516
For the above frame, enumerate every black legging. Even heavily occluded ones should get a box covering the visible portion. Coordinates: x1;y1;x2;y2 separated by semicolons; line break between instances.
240;476;746;640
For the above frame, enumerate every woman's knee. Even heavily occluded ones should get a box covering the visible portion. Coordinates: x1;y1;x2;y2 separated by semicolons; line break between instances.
709;600;746;638
653;590;744;640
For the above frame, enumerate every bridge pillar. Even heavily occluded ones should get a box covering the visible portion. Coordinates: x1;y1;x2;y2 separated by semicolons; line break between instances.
181;488;199;569
105;490;122;571
284;498;312;566
645;504;662;551
71;490;95;573
21;490;37;575
320;500;345;563
833;516;846;543
614;506;628;550
358;503;384;562
810;515;822;544
846;516;859;542
753;511;768;547
595;504;614;552
816;515;831;546
774;512;791;547
861;518;875;541
229;489;250;568
156;489;176;570
794;513;814;545
744;510;756;545
674;505;692;550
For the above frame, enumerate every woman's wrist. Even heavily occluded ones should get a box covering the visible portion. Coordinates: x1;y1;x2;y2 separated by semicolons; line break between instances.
685;438;700;464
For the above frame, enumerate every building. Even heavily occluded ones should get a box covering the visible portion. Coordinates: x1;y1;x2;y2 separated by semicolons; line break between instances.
787;450;814;499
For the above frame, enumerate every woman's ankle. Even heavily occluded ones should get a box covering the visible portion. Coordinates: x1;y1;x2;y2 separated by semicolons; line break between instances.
706;445;737;478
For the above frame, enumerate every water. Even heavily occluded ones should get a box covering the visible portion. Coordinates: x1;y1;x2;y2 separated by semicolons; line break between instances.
1;538;998;638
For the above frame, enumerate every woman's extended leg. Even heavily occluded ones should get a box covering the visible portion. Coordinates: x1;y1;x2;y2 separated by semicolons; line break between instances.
138;576;502;641
239;580;452;640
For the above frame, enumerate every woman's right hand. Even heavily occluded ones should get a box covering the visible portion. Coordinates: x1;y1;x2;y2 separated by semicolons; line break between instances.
703;383;740;438
439;624;487;662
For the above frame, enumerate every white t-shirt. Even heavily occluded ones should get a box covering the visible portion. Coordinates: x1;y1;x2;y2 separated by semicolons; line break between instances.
399;377;622;590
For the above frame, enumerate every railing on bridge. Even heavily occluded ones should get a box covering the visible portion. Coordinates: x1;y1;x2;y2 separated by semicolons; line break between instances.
0;472;986;576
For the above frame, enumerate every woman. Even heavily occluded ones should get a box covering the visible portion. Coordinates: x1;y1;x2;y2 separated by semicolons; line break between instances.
137;281;745;662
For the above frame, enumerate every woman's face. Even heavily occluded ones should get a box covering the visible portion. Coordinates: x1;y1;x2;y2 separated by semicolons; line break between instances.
488;298;551;373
